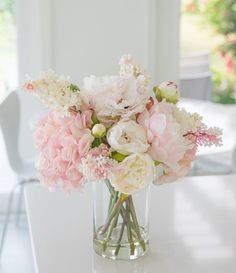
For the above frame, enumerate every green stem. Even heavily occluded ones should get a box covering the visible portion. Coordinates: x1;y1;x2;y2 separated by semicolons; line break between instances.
114;215;126;256
128;196;146;252
99;194;127;235
109;191;118;214
105;179;126;220
125;200;135;255
102;211;120;252
99;180;145;256
105;179;115;196
108;194;113;213
105;179;119;215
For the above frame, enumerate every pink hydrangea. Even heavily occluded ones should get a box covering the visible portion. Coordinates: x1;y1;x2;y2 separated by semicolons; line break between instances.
34;110;94;191
137;101;191;170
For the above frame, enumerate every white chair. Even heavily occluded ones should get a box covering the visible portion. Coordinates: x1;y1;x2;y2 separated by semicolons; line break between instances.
0;91;38;262
232;145;236;172
190;151;234;176
179;53;212;100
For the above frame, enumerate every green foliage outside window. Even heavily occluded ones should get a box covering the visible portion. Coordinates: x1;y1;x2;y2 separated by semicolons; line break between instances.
184;0;236;104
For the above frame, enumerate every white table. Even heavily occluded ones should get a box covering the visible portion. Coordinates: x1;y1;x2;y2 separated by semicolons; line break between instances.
25;175;236;273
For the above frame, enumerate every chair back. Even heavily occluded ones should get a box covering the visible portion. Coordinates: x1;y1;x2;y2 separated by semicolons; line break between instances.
233;145;236;173
180;53;212;100
0;91;24;173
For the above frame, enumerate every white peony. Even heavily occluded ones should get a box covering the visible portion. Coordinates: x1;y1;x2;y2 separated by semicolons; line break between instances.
109;153;155;194
107;120;149;155
82;75;149;125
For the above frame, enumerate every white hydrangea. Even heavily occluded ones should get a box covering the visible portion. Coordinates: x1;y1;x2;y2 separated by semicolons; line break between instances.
23;70;82;115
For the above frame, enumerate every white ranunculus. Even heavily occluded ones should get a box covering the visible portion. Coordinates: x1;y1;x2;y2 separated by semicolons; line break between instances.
109;153;156;194
107;120;149;155
82;75;149;125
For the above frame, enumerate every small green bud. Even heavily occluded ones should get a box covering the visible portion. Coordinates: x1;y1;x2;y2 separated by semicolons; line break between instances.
157;81;180;104
92;123;106;138
159;81;180;103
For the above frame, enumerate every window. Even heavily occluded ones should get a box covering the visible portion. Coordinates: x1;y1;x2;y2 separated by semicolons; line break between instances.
180;0;236;103
0;0;17;195
0;0;18;100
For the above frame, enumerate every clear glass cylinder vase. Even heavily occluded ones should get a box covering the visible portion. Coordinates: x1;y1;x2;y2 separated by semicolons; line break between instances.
93;179;150;260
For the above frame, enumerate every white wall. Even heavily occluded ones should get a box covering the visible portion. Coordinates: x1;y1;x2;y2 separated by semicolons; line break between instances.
149;0;180;82
16;0;51;159
17;0;180;159
51;0;149;82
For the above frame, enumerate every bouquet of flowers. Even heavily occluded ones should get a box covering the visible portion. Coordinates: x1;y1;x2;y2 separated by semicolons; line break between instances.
23;55;222;260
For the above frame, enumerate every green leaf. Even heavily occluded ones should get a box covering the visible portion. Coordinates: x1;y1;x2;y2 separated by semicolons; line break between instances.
154;160;161;166
153;86;162;102
91;112;99;124
69;84;80;92
91;138;101;148
111;152;128;162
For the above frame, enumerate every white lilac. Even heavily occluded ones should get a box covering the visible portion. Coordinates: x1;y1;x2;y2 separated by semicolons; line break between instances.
23;70;82;115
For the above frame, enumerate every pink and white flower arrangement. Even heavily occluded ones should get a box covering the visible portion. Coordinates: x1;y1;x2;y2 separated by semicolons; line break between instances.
24;55;222;259
24;55;222;193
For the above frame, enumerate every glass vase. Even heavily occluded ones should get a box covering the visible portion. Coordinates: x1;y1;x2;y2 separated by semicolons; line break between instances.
93;179;150;260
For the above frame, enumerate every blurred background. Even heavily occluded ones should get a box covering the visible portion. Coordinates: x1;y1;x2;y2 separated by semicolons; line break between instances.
181;0;236;103
0;0;236;272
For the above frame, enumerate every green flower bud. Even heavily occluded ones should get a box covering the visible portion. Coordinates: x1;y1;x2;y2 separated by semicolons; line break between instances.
92;123;106;138
154;81;180;103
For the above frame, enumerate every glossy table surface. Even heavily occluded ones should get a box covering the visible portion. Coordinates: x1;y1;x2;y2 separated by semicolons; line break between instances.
25;175;236;273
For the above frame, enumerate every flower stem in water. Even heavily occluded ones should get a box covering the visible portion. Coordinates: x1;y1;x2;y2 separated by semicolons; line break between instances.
99;194;127;235
128;196;146;252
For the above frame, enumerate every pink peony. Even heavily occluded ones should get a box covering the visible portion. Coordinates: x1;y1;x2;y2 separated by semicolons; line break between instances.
137;102;191;170
35;111;94;191
154;145;197;184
